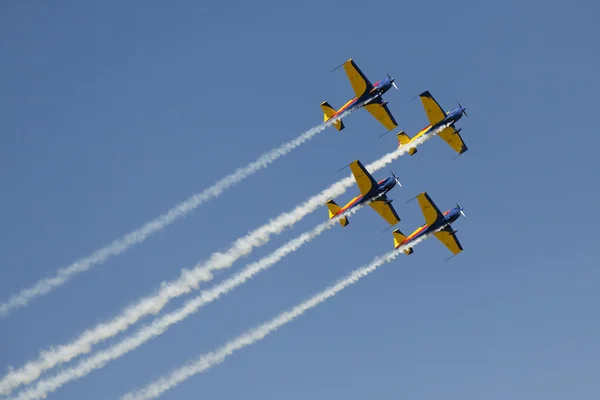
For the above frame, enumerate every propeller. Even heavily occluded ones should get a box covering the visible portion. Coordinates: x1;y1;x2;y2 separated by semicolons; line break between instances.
456;101;468;117
456;203;466;218
390;170;402;187
386;72;398;90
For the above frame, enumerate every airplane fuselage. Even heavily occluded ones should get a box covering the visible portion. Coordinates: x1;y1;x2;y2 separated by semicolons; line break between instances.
395;207;462;249
331;78;394;118
334;176;397;216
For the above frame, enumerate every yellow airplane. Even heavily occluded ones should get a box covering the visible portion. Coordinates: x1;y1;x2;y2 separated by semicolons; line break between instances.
397;91;468;156
392;192;465;259
325;160;402;227
321;59;399;133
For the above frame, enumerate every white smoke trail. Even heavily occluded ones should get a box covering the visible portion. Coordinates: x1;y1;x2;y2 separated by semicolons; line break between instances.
7;204;372;400
0;122;448;395
119;237;430;400
0;102;367;318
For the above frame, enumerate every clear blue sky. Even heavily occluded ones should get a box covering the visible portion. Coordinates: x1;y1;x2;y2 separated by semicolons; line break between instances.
2;1;599;399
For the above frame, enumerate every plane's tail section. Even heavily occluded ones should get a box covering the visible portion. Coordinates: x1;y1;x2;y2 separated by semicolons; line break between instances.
397;131;411;145
321;101;345;131
397;131;417;155
393;229;413;254
326;199;349;227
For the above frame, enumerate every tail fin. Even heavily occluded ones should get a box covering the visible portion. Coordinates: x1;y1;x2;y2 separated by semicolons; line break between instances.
326;199;349;227
321;101;345;131
393;229;413;254
397;131;417;155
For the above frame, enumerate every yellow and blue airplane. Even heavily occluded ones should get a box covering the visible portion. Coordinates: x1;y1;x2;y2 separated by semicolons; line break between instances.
321;59;399;132
397;91;469;156
326;160;402;227
392;192;465;257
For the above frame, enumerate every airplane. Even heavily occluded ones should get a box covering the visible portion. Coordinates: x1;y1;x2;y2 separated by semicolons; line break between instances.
321;58;399;133
326;160;402;227
392;192;465;258
396;90;469;156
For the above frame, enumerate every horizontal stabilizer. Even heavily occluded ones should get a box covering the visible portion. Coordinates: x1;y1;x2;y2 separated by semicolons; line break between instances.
321;101;345;131
397;131;417;155
392;229;407;249
393;229;413;254
397;131;411;145
326;199;341;218
326;199;350;227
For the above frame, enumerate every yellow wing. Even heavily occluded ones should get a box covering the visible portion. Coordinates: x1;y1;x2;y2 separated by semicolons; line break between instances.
349;160;377;196
434;225;463;255
416;192;444;226
419;90;446;125
438;126;468;155
363;100;398;131
342;59;373;98
369;198;401;226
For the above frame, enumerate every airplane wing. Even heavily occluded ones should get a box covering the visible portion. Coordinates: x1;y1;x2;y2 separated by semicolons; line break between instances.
433;225;463;255
363;98;399;131
438;126;468;155
369;197;401;226
416;192;444;226
342;59;374;98
419;90;446;125
349;160;378;196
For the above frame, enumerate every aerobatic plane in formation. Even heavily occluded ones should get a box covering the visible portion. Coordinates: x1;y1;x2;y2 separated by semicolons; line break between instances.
392;192;465;258
321;59;399;133
326;160;402;227
397;90;469;156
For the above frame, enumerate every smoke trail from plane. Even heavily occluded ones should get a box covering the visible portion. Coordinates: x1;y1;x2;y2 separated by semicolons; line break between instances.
7;205;372;400
0;102;368;318
118;237;429;400
0;123;447;395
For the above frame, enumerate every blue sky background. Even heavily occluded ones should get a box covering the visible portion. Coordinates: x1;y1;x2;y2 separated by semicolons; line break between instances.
1;1;600;399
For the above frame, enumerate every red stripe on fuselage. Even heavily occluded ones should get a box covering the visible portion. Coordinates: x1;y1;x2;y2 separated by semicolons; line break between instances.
407;224;427;240
418;124;432;135
397;224;428;248
335;194;363;216
332;97;358;117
